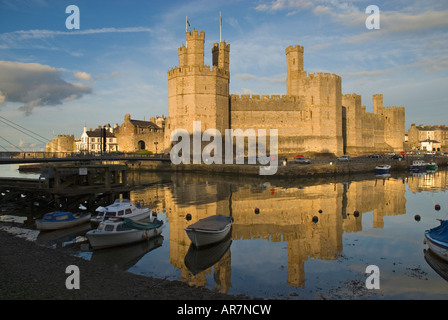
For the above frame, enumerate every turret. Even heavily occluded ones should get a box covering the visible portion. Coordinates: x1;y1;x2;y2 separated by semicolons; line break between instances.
373;94;383;115
185;30;205;66
212;41;230;72
285;45;304;96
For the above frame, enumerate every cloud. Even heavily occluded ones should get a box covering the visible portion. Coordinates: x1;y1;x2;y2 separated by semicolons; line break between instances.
74;71;93;82
2;27;154;41
0;61;92;115
255;0;314;12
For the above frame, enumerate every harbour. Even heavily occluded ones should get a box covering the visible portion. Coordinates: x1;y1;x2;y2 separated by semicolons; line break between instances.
1;163;448;299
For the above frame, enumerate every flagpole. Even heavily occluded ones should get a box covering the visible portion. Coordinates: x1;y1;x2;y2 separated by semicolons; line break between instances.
220;11;222;42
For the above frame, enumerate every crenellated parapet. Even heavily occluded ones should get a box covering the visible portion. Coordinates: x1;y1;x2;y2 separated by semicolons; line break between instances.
167;65;229;79
230;94;306;112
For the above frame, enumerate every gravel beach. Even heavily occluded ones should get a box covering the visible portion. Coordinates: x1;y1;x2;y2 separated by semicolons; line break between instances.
0;229;248;300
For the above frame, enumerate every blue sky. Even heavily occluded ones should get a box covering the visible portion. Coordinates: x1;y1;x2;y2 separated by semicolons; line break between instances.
0;0;447;151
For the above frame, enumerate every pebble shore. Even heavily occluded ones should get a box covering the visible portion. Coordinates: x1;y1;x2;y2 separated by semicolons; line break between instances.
0;229;248;300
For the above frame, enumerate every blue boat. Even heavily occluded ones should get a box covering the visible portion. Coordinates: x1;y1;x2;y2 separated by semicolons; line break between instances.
375;164;391;175
35;211;91;231
424;220;448;263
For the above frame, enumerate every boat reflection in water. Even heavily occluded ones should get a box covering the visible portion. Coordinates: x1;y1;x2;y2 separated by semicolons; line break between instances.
90;235;164;271
184;235;232;275
424;248;448;282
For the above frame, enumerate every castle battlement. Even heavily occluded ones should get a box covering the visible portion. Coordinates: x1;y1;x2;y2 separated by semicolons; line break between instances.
306;72;341;82
212;42;230;51
285;45;304;54
167;65;229;78
230;94;304;103
186;29;205;39
343;93;362;100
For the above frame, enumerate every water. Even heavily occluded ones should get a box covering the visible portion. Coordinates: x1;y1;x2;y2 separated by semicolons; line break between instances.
1;164;448;299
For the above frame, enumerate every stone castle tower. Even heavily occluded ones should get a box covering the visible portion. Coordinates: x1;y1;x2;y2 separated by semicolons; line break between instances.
164;29;405;156
166;30;230;147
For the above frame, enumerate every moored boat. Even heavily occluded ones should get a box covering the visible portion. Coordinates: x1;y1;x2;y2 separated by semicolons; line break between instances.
86;217;164;250
374;164;391;175
424;220;448;263
91;199;151;224
409;160;427;173
185;214;233;248
35;211;91;231
427;162;438;171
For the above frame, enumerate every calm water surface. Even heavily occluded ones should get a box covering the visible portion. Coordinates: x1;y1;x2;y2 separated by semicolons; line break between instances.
1;164;448;299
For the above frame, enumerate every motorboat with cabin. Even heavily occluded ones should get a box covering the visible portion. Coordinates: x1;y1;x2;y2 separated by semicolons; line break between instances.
91;199;151;225
86;216;164;250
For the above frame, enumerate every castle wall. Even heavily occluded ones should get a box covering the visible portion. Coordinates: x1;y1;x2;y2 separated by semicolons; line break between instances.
46;135;75;153
230;94;343;155
342;94;405;154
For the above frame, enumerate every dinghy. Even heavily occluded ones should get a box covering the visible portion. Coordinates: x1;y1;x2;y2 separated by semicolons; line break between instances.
424;220;448;263
185;215;233;248
36;211;91;231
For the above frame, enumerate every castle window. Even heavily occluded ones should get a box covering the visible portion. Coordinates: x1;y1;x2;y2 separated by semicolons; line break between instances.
293;58;295;65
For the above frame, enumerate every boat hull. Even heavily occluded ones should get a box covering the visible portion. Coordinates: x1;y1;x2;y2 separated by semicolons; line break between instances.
36;213;91;231
86;225;164;250
424;232;448;263
375;165;391;175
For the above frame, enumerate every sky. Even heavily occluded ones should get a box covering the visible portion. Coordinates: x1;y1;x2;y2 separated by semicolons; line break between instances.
0;0;447;151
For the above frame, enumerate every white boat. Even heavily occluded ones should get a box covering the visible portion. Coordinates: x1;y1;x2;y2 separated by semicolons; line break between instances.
374;164;391;174
35;211;91;231
91;199;151;224
409;160;427;173
424;220;448;263
86;217;164;250
185;215;233;248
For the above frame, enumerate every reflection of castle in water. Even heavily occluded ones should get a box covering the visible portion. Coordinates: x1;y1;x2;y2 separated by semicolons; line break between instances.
128;171;447;291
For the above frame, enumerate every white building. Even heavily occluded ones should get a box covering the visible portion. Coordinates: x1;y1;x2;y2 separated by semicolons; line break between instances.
76;125;118;153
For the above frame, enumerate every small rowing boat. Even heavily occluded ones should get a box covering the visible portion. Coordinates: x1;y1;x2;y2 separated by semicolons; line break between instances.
185;215;233;248
35;211;91;231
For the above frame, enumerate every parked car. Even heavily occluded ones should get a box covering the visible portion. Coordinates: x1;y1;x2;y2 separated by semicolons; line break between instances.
337;156;351;162
295;157;311;164
392;154;403;160
368;153;382;158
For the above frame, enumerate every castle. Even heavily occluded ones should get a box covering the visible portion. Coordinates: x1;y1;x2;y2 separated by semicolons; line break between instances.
47;29;405;156
164;29;405;156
